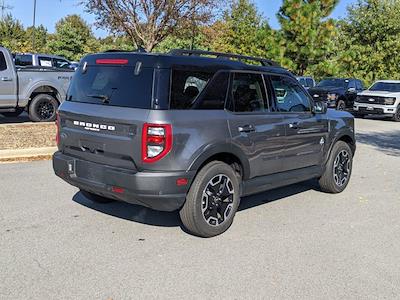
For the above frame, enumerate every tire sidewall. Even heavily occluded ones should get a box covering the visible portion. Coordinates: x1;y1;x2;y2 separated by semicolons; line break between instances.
327;142;353;193
190;162;240;237
29;94;58;122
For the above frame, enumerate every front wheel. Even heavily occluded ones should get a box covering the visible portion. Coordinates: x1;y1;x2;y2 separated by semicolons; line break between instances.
392;106;400;122
28;94;58;122
319;141;353;193
179;161;241;238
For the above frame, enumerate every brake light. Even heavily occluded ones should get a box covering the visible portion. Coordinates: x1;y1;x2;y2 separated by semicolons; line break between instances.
55;112;60;146
96;58;129;65
142;123;172;163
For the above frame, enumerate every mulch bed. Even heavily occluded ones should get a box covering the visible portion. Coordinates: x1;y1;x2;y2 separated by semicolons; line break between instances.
0;123;57;150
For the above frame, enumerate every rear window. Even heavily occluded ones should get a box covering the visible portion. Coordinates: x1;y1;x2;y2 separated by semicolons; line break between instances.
15;54;33;66
66;65;153;109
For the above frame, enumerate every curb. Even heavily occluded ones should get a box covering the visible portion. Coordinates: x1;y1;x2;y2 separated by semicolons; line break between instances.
0;147;57;163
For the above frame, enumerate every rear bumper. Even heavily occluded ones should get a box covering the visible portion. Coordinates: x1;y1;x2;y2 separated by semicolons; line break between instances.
53;152;195;211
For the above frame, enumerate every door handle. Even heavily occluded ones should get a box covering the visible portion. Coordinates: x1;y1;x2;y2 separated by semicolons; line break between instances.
289;122;299;129
1;77;12;81
238;124;255;133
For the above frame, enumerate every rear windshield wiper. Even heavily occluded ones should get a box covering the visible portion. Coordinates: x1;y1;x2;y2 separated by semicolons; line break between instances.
87;94;110;104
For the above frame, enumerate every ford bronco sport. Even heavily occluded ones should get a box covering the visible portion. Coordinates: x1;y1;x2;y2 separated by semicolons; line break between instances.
53;49;356;237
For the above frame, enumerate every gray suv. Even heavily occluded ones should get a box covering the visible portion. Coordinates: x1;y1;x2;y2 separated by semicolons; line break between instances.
53;50;356;237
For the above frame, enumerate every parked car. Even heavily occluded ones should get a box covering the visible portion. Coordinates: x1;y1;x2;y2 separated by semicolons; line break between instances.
354;80;400;121
14;53;75;70
296;76;316;89
308;78;364;110
0;47;74;121
53;49;356;237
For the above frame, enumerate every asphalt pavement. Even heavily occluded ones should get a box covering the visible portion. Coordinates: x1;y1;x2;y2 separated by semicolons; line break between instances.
1;117;399;299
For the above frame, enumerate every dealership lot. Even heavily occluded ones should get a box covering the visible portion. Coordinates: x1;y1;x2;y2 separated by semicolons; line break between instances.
0;117;399;299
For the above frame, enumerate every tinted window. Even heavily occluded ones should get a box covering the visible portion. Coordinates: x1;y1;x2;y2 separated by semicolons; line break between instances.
306;78;314;88
369;82;400;92
317;79;347;88
38;56;52;67
53;58;70;69
15;54;33;66
270;75;311;112
348;80;356;89
356;80;364;90
170;69;213;109
66;65;153;109
298;78;306;86
192;72;229;110
0;52;6;71
231;73;267;112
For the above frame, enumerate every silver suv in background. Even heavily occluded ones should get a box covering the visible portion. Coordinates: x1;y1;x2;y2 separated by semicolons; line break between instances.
14;53;75;70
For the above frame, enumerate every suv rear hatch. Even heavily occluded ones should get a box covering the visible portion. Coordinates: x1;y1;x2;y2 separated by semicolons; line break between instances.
58;54;154;171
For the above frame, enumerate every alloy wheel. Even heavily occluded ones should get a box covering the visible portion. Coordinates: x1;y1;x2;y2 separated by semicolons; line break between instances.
333;150;351;187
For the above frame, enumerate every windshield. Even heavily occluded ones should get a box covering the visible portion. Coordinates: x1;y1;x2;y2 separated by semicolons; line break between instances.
317;79;347;88
369;82;400;92
66;65;153;109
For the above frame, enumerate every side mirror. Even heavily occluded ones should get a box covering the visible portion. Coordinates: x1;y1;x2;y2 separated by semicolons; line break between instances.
313;101;327;114
347;87;356;93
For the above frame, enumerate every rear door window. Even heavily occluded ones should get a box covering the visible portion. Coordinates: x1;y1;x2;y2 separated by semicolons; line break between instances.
38;56;52;67
230;72;268;113
192;72;229;110
66;65;153;109
306;78;314;88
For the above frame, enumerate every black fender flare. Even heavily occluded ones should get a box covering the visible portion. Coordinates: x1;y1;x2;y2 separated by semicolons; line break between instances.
187;142;251;180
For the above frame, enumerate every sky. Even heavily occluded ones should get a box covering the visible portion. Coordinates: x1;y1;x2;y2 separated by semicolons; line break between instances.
6;0;356;38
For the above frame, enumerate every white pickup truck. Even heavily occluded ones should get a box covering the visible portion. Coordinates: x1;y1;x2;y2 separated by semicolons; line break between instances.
0;46;74;122
354;80;400;122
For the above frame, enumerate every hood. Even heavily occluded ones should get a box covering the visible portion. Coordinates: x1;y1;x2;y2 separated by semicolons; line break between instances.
308;86;344;94
358;90;400;97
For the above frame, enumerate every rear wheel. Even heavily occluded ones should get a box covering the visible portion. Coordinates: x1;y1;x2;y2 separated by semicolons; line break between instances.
179;161;240;238
337;100;346;111
80;190;115;204
319;141;353;193
392;106;400;122
28;94;58;122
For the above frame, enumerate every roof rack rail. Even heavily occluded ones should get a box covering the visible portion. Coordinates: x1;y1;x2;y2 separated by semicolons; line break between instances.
169;49;280;67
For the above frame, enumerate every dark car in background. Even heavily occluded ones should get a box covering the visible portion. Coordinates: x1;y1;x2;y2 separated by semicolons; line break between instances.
308;78;364;110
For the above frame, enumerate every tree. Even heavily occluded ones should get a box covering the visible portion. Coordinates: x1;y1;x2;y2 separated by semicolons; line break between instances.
336;0;400;85
47;15;96;61
0;14;25;52
24;25;48;53
277;0;339;75
83;0;219;52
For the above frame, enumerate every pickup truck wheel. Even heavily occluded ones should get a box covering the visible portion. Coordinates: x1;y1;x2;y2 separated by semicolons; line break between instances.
337;100;346;111
1;107;24;118
29;94;58;122
392;107;400;122
80;190;115;204
179;161;240;238
319;141;353;193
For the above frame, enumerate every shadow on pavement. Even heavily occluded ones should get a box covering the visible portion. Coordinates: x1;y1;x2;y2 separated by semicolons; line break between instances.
0;112;30;124
356;130;400;156
72;179;318;228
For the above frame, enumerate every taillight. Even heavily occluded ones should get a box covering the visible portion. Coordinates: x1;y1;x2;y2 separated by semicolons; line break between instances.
142;123;172;163
55;112;60;146
96;58;129;65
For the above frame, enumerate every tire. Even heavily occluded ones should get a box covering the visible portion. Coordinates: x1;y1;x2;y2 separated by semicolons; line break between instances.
179;161;241;238
28;94;58;122
319;141;353;193
392;106;400;122
337;100;346;111
1;108;24;118
80;190;115;204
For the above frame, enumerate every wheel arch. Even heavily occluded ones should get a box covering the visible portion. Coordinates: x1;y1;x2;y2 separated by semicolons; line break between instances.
188;144;250;180
29;84;62;104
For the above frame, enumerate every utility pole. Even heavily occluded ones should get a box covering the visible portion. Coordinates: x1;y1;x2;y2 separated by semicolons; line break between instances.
32;0;37;51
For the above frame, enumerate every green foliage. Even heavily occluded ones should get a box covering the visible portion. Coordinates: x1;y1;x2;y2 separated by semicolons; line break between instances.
25;25;48;53
336;0;400;85
47;15;96;61
0;14;25;52
277;0;339;75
